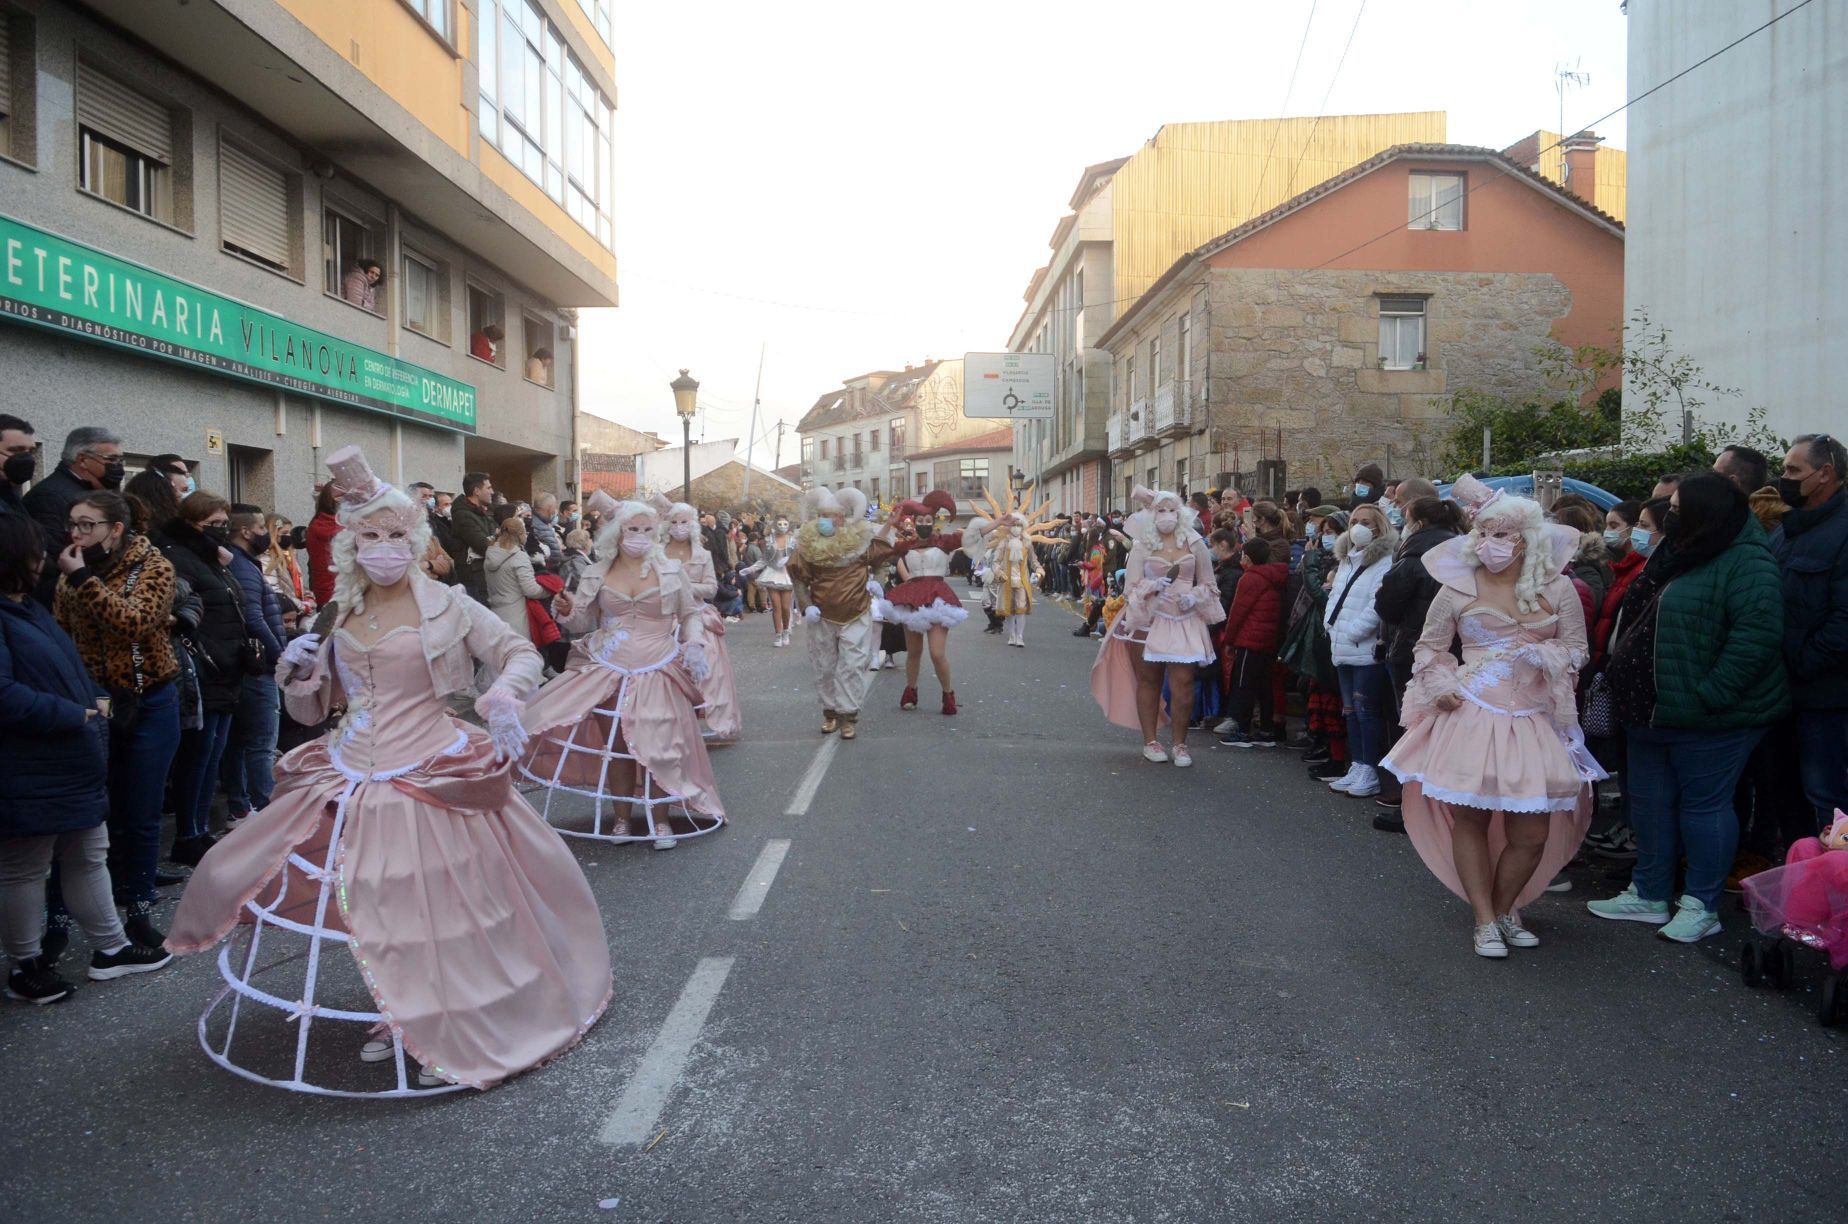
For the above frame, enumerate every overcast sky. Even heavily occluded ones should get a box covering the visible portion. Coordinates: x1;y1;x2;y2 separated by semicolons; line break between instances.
578;0;1630;459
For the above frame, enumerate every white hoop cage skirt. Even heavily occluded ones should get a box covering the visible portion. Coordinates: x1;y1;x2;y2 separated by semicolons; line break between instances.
517;640;726;845
197;776;465;1099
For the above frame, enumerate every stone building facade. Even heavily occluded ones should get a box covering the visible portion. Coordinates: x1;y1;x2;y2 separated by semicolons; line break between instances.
1098;144;1624;499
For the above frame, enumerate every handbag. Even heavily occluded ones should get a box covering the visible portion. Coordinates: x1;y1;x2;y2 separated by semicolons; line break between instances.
1582;669;1617;738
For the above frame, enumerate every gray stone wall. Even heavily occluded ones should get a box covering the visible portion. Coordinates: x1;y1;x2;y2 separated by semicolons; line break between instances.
1203;266;1573;488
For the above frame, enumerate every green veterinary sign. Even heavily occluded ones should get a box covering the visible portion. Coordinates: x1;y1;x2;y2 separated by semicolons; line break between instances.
0;215;476;433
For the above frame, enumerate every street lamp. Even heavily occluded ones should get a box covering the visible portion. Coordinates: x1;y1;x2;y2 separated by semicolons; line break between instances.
671;367;699;503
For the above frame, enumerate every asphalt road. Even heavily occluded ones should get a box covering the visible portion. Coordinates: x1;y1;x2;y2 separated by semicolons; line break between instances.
4;592;1845;1223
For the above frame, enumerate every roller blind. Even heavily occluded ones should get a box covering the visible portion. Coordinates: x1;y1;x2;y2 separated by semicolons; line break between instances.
0;18;12;113
221;141;290;268
77;63;172;164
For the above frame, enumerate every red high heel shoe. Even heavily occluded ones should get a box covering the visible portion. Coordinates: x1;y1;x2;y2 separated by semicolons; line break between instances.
900;686;918;710
941;690;957;716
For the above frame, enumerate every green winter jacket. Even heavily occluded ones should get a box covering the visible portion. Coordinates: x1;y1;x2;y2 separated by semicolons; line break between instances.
1650;516;1791;730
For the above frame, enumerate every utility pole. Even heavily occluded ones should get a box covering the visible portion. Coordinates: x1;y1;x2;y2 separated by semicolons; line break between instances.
744;343;765;499
774;420;785;470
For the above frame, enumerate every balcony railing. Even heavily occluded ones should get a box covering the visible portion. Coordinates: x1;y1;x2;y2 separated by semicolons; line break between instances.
831;455;845;472
1106;413;1124;453
1127;399;1151;444
1152;383;1176;432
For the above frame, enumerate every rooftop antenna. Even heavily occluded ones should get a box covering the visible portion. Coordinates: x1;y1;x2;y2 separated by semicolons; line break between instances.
1554;59;1592;184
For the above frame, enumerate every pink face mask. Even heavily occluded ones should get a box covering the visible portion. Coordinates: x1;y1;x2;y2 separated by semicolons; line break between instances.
668;522;694;542
1476;535;1519;573
620;533;653;557
356;539;413;586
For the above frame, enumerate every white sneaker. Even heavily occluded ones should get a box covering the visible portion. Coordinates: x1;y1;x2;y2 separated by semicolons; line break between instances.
416;1065;446;1088
653;836;678;851
1142;741;1169;763
1327;764;1365;793
1212;718;1238;736
1473;922;1509;959
870;650;887;671
359;1038;394;1064
882;656;896;669
1495;913;1540;948
1172;745;1193;768
1344;765;1381;798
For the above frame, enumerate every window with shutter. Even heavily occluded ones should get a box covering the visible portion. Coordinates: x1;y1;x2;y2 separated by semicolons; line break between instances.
0;15;12;157
220;141;292;271
77;64;175;222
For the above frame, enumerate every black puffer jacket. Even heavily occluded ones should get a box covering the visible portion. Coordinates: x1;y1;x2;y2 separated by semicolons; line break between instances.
1374;525;1459;679
160;520;250;714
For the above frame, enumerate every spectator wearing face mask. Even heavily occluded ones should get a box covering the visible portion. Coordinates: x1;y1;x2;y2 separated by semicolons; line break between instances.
1279;507;1350;779
1552;499;1613;615
219;507;287;826
1321;503;1400;797
410;482;460;586
1;513;173;1003
25;427;125;607
1592;500;1648;664
0;414;37;520
1769;433;1848;825
528;493;565;565
1589;473;1790;943
158;492;252;868
52;490;182;948
1348;463;1385;512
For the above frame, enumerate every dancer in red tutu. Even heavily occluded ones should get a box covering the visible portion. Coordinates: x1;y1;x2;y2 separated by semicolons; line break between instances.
878;490;970;714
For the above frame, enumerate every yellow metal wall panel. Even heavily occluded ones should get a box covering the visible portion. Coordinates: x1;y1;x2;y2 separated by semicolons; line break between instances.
1518;130;1627;223
1108;112;1446;311
275;0;471;157
481;143;619;278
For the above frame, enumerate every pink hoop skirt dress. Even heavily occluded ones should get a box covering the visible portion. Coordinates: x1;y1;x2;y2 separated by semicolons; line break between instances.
1381;574;1603;912
520;571;726;843
167;618;612;1094
677;546;741;741
1090;545;1225;731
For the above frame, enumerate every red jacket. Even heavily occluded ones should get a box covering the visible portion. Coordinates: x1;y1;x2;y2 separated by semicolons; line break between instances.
1593;548;1647;664
305;511;341;608
1220;560;1288;652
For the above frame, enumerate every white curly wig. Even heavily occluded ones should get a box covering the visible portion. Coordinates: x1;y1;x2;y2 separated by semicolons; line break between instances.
1463;493;1551;613
1127;485;1201;552
329;485;433;619
594;499;668;578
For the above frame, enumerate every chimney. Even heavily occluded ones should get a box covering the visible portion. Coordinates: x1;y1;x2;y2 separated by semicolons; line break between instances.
1561;131;1602;200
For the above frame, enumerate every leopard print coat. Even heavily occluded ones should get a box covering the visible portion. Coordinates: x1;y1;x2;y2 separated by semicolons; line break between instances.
55;532;181;692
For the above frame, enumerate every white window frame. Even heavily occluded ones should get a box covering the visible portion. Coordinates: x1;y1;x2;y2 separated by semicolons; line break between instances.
401;246;447;342
1408;172;1465;231
1378;296;1427;371
1152;332;1166;388
322;205;381;315
399;0;452;44
1177;312;1192;394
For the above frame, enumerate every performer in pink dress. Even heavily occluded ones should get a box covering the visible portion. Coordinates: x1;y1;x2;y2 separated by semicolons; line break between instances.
519;499;724;850
656;497;741;742
1089;487;1225;767
165;446;610;1096
879;490;970;715
1381;475;1603;960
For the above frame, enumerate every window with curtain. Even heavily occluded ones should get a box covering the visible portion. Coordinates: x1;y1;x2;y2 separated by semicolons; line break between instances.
1377;296;1427;369
889;416;906;454
401;248;447;341
322;208;380;311
77;65;175;223
1408;172;1465;230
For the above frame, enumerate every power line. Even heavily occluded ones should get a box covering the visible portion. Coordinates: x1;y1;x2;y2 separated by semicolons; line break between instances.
1283;0;1370;198
1242;0;1321;220
1306;0;1819;272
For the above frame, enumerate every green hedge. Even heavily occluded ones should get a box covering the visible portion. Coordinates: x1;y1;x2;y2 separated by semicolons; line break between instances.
1485;443;1714;500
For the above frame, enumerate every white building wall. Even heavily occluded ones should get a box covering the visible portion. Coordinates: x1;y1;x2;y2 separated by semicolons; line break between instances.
1624;0;1847;443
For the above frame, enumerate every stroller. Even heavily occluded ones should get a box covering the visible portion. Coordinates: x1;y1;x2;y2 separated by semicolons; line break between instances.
1738;810;1848;1027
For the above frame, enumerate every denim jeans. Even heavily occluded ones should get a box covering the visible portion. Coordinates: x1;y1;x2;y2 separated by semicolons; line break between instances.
1337;663;1387;767
220;674;281;815
106;682;182;904
172;711;235;842
1627;725;1764;910
1796;708;1848;827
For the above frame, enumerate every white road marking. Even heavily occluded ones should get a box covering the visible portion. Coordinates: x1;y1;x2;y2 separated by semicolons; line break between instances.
599;956;736;1145
784;735;840;815
728;839;792;920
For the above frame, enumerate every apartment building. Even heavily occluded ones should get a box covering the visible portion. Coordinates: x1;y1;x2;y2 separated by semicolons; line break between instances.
1007;112;1447;514
796;359;998;509
0;0;618;519
1096;145;1624;498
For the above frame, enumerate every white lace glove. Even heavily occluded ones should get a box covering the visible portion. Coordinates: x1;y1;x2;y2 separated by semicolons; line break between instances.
1175;591;1198;613
279;632;322;676
474;686;530;763
804;605;821;624
1155;576;1175;591
682;641;711;684
865;578;885;600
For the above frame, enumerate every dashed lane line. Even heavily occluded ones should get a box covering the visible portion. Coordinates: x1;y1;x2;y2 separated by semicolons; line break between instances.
784;735;840;816
727;839;792;920
599;956;737;1146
